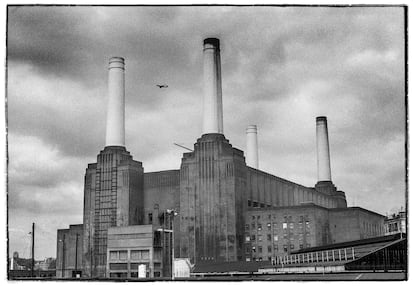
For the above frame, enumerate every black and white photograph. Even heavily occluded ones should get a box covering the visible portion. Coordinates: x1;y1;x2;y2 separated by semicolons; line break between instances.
4;2;407;281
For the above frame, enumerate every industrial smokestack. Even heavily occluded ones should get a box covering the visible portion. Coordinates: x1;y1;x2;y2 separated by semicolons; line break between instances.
246;125;259;169
202;38;223;134
316;116;332;182
105;57;125;147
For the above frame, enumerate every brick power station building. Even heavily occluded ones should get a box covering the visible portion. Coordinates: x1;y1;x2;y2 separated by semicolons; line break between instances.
56;38;385;278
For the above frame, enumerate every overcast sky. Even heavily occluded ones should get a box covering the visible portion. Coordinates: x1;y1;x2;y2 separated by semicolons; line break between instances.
7;5;405;259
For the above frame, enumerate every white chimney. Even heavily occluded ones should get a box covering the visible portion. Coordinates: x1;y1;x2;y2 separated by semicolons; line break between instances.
246;125;259;169
202;38;223;134
316;116;332;182
105;57;125;147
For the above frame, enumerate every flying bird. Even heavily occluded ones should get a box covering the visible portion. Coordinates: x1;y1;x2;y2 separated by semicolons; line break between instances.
156;84;168;88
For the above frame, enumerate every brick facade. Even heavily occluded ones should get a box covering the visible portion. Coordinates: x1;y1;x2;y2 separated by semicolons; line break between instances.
244;205;384;262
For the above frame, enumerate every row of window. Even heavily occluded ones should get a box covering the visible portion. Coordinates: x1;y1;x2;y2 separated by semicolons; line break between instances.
109;250;150;261
250;215;310;222
246;256;272;262
246;243;311;254
109;262;150;271
247;200;271;208
246;232;310;243
246;221;311;231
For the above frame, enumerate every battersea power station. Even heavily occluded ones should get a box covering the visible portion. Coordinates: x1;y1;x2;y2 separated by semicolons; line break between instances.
56;38;386;279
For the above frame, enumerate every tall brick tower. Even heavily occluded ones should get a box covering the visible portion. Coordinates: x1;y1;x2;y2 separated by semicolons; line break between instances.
178;38;247;263
82;57;144;277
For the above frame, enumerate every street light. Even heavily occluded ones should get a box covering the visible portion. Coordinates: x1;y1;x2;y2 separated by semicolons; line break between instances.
157;208;178;280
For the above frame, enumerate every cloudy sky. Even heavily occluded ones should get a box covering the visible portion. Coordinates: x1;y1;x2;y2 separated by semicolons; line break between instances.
6;5;405;259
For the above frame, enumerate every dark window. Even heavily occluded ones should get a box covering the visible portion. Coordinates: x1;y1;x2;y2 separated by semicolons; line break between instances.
251;235;256;241
119;251;127;260
251;223;256;229
109;263;128;270
258;246;262;253
148;213;153;224
267;234;272;241
245;246;251;253
248;200;252;207
245;224;249;230
267;245;272;253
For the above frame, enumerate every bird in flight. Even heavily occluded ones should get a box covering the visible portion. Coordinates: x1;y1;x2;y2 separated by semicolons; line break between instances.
156;84;168;88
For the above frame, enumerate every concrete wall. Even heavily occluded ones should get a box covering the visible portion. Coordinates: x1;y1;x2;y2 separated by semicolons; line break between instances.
245;205;385;262
244;204;330;261
246;168;343;209
329;208;385;243
56;224;83;278
178;134;247;264
82;164;96;277
143;170;180;224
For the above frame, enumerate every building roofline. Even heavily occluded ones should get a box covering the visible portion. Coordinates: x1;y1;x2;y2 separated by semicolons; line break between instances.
246;166;310;189
247;202;329;212
144;169;180;175
330;206;385;218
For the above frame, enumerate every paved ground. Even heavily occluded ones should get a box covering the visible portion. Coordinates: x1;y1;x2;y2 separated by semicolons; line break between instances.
14;271;407;281
187;272;407;281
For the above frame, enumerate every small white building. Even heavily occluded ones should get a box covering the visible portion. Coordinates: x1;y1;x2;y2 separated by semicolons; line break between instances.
174;258;192;278
384;211;406;235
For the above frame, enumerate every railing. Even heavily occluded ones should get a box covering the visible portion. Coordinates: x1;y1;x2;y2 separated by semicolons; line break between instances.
275;247;355;265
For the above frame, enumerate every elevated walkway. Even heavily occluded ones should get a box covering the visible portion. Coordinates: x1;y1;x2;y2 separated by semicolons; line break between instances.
260;234;406;273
